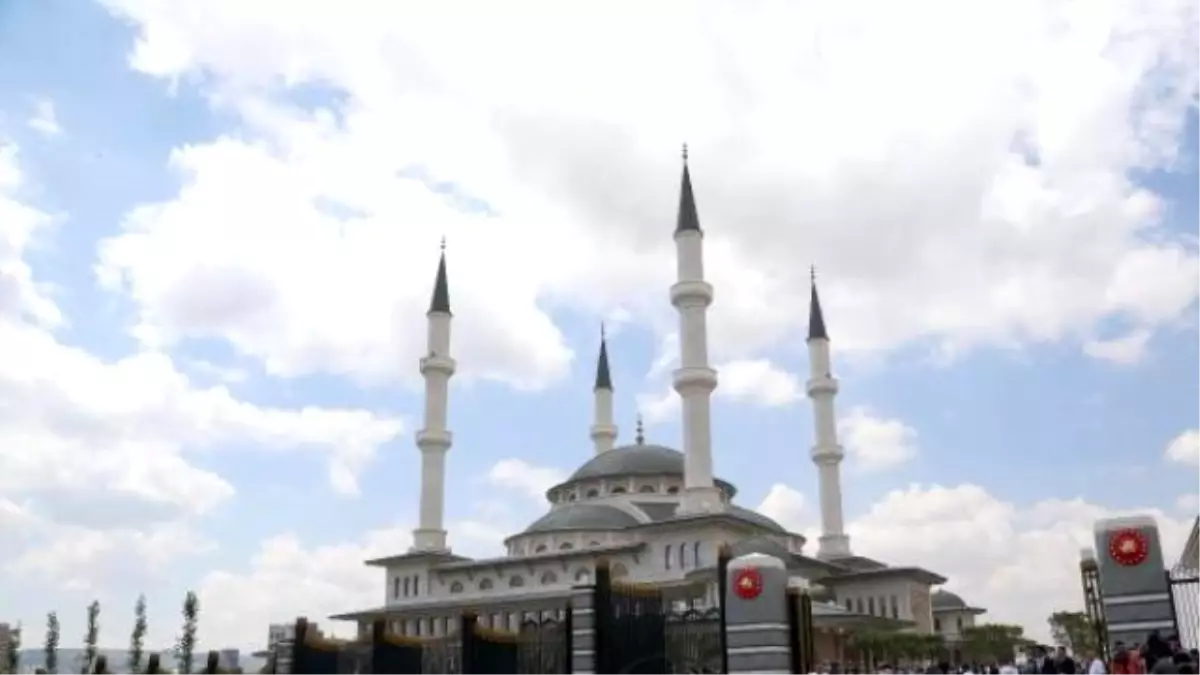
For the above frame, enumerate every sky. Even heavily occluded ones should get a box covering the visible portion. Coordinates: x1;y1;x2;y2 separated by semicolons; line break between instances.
0;0;1197;654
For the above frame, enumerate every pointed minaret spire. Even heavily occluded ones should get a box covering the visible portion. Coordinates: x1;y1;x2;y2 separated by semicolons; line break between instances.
589;324;618;454
428;237;451;315
670;148;721;514
412;241;457;553
808;265;828;341
635;413;645;446
805;266;850;560
676;143;702;234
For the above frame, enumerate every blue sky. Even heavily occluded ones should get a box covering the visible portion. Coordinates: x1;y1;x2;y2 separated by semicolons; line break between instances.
0;0;1197;653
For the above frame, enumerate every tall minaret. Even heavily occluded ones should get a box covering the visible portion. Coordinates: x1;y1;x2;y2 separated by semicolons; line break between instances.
411;241;456;553
806;268;851;559
671;146;722;514
590;326;618;454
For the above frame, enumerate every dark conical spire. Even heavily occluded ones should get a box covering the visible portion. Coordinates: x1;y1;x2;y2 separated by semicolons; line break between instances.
594;324;613;391
808;265;828;341
676;143;702;234
428;238;451;315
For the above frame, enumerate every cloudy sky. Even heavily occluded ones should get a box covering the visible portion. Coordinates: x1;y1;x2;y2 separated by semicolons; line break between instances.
1;0;1198;653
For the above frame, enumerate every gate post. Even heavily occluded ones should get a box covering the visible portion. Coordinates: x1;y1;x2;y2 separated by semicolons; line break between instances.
724;552;791;673
570;584;595;674
1093;516;1176;650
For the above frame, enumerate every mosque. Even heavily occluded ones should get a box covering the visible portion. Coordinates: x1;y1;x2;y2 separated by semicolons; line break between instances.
331;153;988;661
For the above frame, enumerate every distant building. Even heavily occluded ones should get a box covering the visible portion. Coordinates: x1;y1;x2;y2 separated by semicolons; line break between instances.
217;648;240;672
0;623;11;663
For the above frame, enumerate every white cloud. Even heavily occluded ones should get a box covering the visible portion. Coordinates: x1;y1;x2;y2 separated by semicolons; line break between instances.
1166;429;1200;467
92;0;1199;385
636;387;680;426
1177;493;1199;514
717;359;802;407
757;484;807;532
27;98;61;137
838;407;919;471
757;481;1194;643
485;459;566;501
1082;329;1152;365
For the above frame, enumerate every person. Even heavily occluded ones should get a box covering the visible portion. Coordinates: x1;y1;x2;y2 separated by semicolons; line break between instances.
1055;647;1078;674
1089;652;1108;674
1042;649;1060;674
1000;660;1020;674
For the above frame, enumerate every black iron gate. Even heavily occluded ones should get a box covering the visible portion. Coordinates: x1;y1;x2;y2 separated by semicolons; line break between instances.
1167;565;1200;650
592;549;729;674
786;588;815;674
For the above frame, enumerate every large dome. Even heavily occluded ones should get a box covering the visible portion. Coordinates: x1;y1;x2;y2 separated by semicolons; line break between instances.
523;503;641;533
569;444;686;480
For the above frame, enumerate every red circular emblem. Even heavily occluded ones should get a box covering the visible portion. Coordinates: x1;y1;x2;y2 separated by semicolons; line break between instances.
1108;529;1149;567
734;567;764;600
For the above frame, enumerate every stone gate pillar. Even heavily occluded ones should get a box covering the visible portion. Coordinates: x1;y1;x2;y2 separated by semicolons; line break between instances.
1093;516;1176;648
725;552;792;673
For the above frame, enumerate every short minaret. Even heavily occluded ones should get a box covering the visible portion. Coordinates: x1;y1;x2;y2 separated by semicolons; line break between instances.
589;325;618;454
411;242;456;553
671;146;722;514
806;267;851;559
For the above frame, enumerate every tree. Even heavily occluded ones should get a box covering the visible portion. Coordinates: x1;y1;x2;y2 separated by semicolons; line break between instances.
83;600;101;673
129;595;148;674
1048;611;1099;656
4;622;22;674
45;612;60;674
962;623;1026;664
176;591;199;674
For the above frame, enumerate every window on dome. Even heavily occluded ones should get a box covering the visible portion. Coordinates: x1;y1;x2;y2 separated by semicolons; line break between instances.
639;485;656;493
535;544;548;553
679;543;687;569
664;544;672;570
956;617;963;631
540;571;558;585
479;579;494;591
509;576;525;588
934;618;942;632
666;486;679;494
610;486;627;494
588;541;602;547
693;541;701;567
403;577;411;597
449;581;464;594
559;542;574;550
568;492;577;501
586;488;599;498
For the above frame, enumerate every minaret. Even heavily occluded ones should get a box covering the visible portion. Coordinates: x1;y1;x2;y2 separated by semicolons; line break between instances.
589;325;618;454
411;241;456;553
806;267;851;559
671;145;722;514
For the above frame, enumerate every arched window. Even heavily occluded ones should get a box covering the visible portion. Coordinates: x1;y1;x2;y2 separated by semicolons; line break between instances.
679;543;687;569
610;486;627;494
403;577;411;597
638;485;656;493
664;544;672;570
666;486;679;495
611;563;629;578
449;581;464;594
540;571;558;585
568;493;577;501
535;544;548;553
393;577;401;599
479;578;494;591
411;575;420;596
574;568;592;583
855;598;864;614
588;541;602;547
868;597;876;615
693;541;702;567
559;542;574;550
509;575;525;588
585;489;599;498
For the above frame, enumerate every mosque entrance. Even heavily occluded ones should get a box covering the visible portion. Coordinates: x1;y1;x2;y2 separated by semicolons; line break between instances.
591;554;729;674
1168;563;1200;649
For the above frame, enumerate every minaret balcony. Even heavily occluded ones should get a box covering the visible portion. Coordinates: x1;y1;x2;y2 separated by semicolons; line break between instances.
673;366;718;394
416;429;453;450
670;280;714;308
811;444;845;462
419;354;457;377
805;376;839;396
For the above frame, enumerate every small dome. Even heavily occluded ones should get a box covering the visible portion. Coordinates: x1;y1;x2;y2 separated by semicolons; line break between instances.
569;444;686;481
728;505;786;533
931;590;966;609
523;503;641;534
